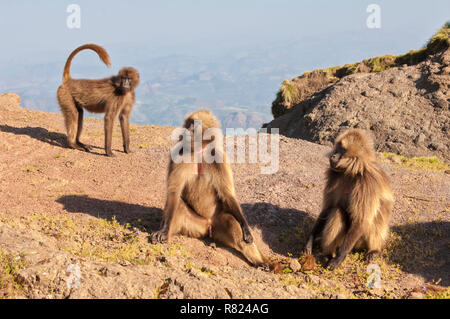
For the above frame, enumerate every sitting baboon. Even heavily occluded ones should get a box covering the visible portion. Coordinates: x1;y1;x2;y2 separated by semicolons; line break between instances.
304;129;393;270
151;110;278;269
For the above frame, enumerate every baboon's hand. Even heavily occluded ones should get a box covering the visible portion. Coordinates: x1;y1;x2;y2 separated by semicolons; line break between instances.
123;147;133;154
303;238;313;255
150;230;168;244
326;257;343;271
243;227;253;244
106;151;116;157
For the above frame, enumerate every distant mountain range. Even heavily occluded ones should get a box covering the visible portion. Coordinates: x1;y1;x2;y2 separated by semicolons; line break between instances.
0;30;418;129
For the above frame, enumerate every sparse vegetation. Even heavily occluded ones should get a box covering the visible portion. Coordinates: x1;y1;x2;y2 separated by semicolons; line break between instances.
0;249;26;298
381;153;449;171
26;213;188;265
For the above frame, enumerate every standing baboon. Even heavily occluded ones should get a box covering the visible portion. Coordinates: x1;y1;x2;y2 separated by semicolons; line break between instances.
151;110;276;269
56;44;139;157
304;129;393;270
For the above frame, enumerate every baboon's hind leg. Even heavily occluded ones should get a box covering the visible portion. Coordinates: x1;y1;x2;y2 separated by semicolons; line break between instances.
75;105;91;152
174;201;210;239
363;215;389;263
321;208;346;258
57;87;85;152
151;200;209;243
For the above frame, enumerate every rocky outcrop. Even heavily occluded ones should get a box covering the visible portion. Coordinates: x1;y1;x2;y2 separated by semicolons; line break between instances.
265;36;450;161
0;92;21;111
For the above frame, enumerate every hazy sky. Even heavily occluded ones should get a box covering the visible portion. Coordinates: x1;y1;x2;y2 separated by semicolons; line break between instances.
0;0;448;65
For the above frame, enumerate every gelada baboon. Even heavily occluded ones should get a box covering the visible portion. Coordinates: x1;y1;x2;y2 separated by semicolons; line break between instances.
151;110;276;269
304;129;393;270
57;44;139;157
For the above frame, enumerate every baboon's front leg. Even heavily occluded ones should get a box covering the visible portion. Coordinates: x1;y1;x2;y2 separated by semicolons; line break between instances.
304;207;333;254
151;165;186;243
104;111;115;157
327;223;363;270
119;107;132;154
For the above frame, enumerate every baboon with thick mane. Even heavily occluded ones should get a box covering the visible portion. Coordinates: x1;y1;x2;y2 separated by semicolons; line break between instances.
57;44;139;157
304;129;393;270
151;110;278;270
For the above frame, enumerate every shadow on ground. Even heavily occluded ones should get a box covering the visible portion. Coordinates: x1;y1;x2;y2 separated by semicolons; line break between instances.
242;202;315;257
390;221;449;286
0;125;66;148
56;196;314;260
56;195;163;234
0;124;126;156
56;195;449;285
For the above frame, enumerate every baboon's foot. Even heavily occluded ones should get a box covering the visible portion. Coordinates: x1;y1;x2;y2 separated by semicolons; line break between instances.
76;141;92;152
243;227;254;244
150;230;168;244
123;145;133;154
366;250;380;263
68;142;88;152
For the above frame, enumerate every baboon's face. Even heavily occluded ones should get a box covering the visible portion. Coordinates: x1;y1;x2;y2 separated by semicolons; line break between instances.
121;76;131;90
329;142;346;171
330;130;374;172
114;67;139;94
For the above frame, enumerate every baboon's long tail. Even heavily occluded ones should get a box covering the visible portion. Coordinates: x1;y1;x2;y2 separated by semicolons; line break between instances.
62;44;111;83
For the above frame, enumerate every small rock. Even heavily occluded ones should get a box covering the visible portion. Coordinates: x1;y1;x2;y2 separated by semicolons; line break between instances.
119;260;131;266
414;133;426;145
188;267;207;279
158;256;166;263
65;161;74;168
409;292;425;299
283;285;298;294
301;254;316;271
388;155;402;164
201;265;218;275
428;142;444;151
289;259;301;272
304;274;321;285
99;267;109;277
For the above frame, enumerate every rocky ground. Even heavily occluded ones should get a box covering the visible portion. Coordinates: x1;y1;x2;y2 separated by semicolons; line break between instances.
0;93;449;299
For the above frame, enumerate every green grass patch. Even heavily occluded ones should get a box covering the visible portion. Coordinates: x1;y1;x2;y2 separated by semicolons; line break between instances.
382;153;449;171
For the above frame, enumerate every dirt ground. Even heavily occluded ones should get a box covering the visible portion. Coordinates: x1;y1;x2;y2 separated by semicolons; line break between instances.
0;93;449;299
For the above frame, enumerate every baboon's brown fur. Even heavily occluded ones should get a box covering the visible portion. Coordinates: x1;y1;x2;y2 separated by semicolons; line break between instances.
151;110;279;270
304;129;393;270
56;44;139;156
